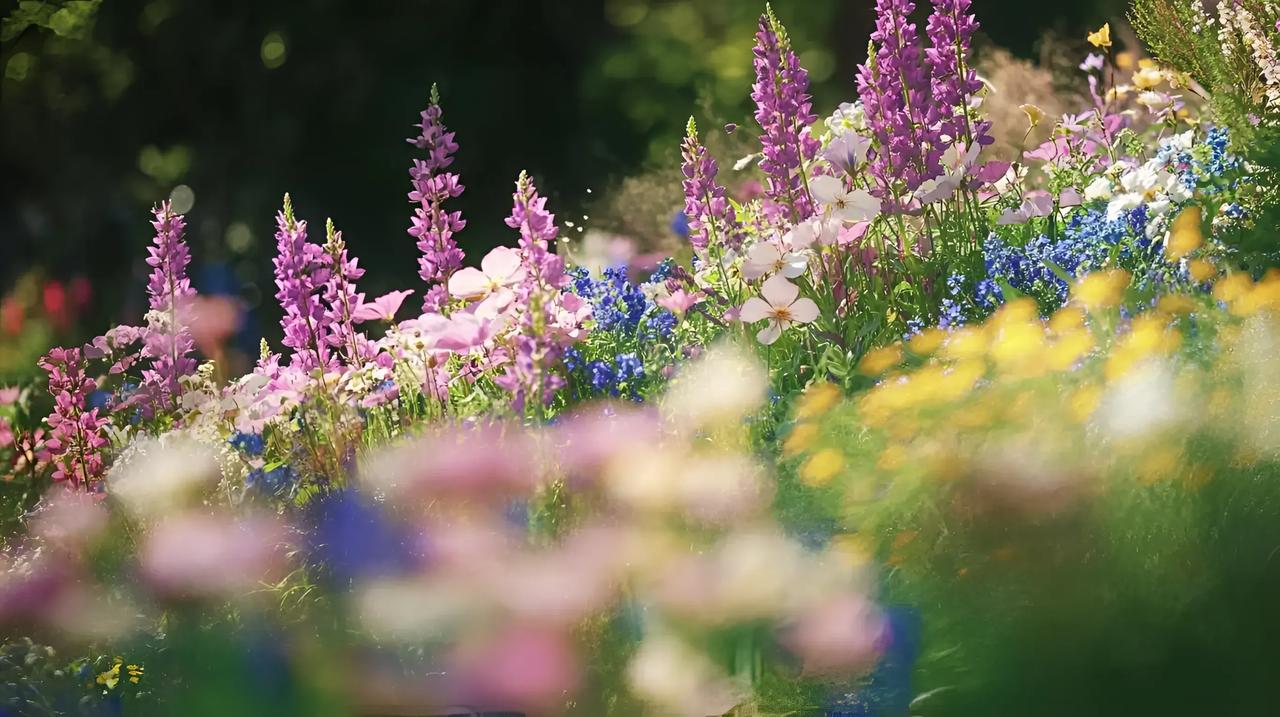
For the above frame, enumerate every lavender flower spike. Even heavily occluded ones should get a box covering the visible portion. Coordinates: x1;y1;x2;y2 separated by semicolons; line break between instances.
680;117;743;255
496;172;569;414
273;194;333;372
925;0;992;150
321;218;372;366
140;201;197;412
39;346;109;491
751;5;821;223
408;84;467;313
857;0;944;195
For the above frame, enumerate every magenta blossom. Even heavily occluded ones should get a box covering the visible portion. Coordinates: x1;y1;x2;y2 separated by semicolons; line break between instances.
353;290;415;324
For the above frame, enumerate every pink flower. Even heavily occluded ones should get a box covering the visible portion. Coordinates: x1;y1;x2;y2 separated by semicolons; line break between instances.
782;594;886;676
140;512;289;599
656;288;704;316
0;386;19;406
352;290;415;324
997;190;1055;225
448;246;525;304
738;274;820;345
549;292;593;341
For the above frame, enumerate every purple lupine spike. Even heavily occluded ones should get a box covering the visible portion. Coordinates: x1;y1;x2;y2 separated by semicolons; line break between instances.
751;6;821;223
320;219;372;367
504;171;566;289
140;201;198;412
680;117;743;255
38;346;109;491
925;0;992;149
408;84;467;314
495;172;568;415
273;194;334;372
857;0;945;195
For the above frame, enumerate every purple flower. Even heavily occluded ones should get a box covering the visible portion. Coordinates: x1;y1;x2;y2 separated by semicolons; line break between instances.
680;117;743;255
38;346;109;491
924;0;992;150
857;0;944;195
140;202;198;412
272;194;334;372
495;172;571;415
320;219;373;366
751;7;820;222
408;85;466;313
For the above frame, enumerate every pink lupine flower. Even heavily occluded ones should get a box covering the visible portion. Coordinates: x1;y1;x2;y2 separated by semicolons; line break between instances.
37;347;109;491
447;246;525;305
272;195;334;371
408;85;467;313
141;201;198;412
320;219;373;366
738;274;820;345
751;7;821;221
353;290;415;324
680;117;743;253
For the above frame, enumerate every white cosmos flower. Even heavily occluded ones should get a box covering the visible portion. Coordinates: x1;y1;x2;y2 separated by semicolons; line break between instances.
741;241;809;281
1084;176;1114;202
809;175;881;223
738;274;820;345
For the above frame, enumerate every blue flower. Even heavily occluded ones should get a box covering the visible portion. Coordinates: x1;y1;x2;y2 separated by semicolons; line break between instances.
230;432;265;456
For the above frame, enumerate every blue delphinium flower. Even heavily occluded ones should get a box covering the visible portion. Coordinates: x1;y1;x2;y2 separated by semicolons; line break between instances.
230;432;265;456
246;464;296;496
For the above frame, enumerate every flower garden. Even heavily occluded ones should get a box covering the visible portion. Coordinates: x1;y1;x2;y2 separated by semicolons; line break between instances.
4;0;1280;714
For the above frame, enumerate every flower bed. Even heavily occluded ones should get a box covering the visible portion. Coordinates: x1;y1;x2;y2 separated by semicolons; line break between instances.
4;0;1280;715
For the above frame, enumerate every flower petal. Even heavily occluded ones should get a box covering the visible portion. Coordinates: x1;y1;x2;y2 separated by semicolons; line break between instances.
809;175;843;206
788;297;820;323
760;274;799;307
448;268;490;300
481;246;523;281
756;320;783;345
738;297;773;324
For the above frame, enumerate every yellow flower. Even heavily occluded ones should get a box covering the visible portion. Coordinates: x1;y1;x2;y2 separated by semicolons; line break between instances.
941;326;989;361
1072;270;1130;310
1165;206;1203;262
829;533;876;567
908;327;945;356
783;422;820;457
1047;330;1095;371
1156;293;1196;316
1048;306;1086;334
801;448;844;487
794;382;842;420
1132;63;1165;90
876;443;907;471
96;662;121;690
1188;258;1217;283
1020;103;1046;127
1089;23;1112;48
1068;384;1102;423
859;344;902;376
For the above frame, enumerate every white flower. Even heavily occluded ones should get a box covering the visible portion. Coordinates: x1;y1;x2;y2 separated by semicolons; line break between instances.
738;274;820;345
741;241;809;281
809;175;880;223
824;101;866;135
822;132;871;172
1084;176;1114;202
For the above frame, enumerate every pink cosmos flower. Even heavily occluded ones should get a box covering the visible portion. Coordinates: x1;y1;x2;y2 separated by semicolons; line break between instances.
997;191;1055;225
738;274;819;345
447;246;525;304
656;288;704;316
353;290;415;324
549;293;593;341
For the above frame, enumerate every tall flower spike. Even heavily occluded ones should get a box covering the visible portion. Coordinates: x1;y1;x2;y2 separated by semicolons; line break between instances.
273;194;333;372
857;0;944;195
38;346;109;491
751;5;821;222
321;218;371;366
140;201;198;412
496;172;569;415
408;84;467;313
925;0;992;149
680;117;743;255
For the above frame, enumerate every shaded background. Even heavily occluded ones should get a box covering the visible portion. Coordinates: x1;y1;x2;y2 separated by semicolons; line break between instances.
1;0;1122;348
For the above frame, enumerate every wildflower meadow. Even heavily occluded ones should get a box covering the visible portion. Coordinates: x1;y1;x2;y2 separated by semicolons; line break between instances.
5;0;1280;715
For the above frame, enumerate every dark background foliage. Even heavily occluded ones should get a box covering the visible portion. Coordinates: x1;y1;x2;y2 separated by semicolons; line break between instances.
1;0;1120;333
